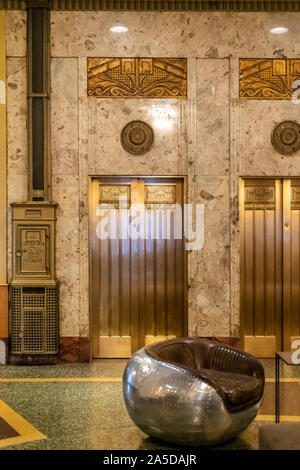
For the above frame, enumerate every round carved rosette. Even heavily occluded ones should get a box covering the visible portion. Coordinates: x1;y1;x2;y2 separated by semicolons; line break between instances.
121;121;154;155
271;121;300;155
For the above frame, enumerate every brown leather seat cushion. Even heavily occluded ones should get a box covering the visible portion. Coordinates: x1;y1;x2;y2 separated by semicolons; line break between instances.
197;368;263;407
151;342;196;369
145;337;264;412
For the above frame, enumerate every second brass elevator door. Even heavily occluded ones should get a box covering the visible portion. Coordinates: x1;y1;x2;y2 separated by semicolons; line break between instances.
241;179;300;357
90;178;185;358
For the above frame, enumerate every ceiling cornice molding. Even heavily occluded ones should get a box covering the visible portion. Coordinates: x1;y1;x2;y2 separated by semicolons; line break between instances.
1;0;300;11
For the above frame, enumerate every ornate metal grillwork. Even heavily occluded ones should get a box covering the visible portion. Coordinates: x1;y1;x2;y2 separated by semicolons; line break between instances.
87;58;187;98
10;286;59;354
239;59;300;100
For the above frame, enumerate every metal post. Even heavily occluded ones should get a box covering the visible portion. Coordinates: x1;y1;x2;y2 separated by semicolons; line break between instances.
275;353;280;423
27;0;51;201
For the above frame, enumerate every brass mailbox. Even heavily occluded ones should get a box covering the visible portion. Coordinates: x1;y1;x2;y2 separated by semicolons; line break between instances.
11;203;57;286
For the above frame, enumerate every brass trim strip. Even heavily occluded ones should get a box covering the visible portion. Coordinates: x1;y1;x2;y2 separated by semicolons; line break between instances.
265;378;300;382
0;377;296;383
0;377;123;382
256;415;300;422
2;0;300;11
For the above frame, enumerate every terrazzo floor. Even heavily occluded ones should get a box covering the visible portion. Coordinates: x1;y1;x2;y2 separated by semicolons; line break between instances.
0;359;299;450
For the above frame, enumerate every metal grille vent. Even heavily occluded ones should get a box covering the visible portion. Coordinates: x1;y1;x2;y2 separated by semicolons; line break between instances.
46;288;59;352
23;310;44;353
10;286;59;354
10;287;22;353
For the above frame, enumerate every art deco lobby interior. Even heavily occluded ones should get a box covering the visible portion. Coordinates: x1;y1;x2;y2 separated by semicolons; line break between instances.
0;0;300;451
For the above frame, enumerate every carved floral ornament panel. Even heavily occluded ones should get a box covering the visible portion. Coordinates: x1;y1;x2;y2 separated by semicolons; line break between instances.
87;58;187;98
239;59;300;99
244;184;275;210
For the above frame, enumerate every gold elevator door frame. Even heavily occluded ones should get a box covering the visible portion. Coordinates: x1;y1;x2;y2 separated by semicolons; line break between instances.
90;177;186;358
241;178;300;357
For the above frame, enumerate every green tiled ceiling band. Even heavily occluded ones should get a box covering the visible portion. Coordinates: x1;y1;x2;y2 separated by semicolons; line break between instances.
1;0;300;11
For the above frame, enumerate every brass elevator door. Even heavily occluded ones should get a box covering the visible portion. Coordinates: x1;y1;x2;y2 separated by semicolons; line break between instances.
241;178;300;357
90;177;185;358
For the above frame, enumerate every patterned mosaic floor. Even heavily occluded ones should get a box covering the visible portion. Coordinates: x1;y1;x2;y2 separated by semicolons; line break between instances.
0;359;299;450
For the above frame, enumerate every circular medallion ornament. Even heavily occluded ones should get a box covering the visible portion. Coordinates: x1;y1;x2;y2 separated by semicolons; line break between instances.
121;121;154;155
271;121;300;155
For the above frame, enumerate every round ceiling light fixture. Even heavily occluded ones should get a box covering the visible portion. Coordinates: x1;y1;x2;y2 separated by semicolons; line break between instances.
110;25;128;33
270;27;288;34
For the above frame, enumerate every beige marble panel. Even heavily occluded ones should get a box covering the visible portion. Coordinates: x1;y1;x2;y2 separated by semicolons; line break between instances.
51;11;300;59
194;244;230;286
189;282;230;337
188;175;231;336
51;58;81;336
239;101;300;176
88;99;185;176
196;59;230;176
230;59;240;101
5;10;26;58
51;58;79;176
52;175;80;337
78;57;87;99
6;58;27;178
229;88;241;338
6;57;27;282
78;98;89;338
6;175;27;283
195;175;230;247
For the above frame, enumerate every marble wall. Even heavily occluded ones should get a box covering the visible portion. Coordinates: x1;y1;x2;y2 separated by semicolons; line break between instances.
5;10;300;344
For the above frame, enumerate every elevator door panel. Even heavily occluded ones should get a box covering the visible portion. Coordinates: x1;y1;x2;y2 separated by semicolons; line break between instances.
241;178;300;357
90;178;185;358
284;179;300;349
241;179;282;357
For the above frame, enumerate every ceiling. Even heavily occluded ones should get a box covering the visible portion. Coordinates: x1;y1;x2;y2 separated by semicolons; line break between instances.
1;0;300;12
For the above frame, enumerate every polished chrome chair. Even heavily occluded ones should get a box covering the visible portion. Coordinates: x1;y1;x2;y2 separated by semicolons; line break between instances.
123;337;264;446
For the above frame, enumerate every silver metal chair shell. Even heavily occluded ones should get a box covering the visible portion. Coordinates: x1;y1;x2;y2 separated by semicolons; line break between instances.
123;348;262;447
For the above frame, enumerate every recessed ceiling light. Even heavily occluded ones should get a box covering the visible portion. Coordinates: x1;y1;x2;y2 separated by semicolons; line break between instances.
270;27;288;34
110;26;128;33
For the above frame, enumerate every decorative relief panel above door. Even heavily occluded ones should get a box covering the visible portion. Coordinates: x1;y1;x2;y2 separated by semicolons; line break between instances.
239;59;300;99
99;184;131;208
244;181;275;210
87;58;187;98
145;184;176;209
